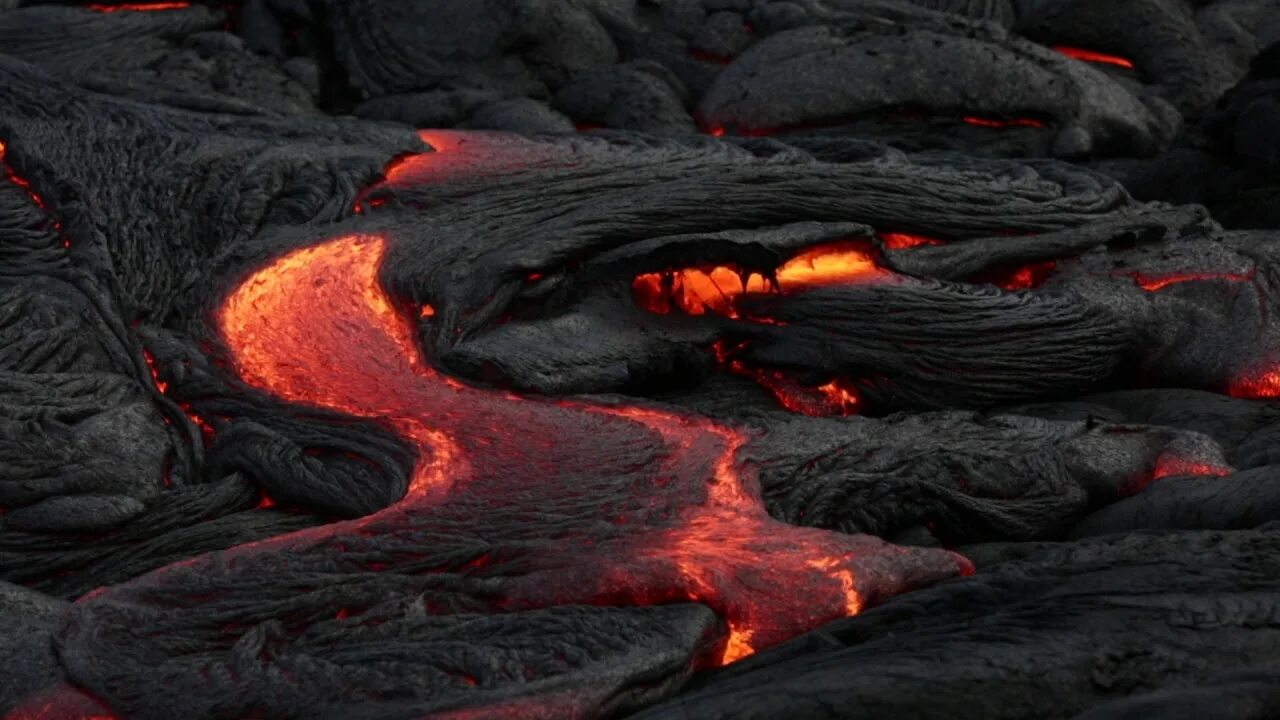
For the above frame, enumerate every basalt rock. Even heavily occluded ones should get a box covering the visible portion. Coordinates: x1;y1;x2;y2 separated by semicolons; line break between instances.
2;2;1280;720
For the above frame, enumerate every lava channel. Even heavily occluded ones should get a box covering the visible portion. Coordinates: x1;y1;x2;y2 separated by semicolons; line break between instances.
215;234;968;661
64;231;969;712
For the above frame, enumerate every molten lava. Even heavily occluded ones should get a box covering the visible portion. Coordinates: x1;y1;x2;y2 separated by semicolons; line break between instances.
1229;370;1280;399
212;233;967;666
632;241;888;318
1125;270;1253;292
985;260;1057;290
880;232;946;250
714;341;862;417
87;3;192;11
2;140;68;246
1052;46;1136;70
962;116;1047;129
144;349;215;442
1152;455;1233;480
633;242;894;416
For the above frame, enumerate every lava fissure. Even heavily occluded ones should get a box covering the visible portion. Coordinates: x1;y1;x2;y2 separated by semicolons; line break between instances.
87;3;194;12
1052;46;1137;70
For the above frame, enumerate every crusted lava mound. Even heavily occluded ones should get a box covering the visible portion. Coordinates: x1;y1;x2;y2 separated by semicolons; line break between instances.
3;2;1280;720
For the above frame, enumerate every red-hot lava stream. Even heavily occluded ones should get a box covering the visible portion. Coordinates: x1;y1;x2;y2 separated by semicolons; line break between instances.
214;233;970;667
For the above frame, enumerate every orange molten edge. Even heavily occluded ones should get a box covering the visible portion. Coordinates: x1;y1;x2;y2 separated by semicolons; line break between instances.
1152;455;1232;481
144;349;215;442
1053;46;1136;69
88;2;192;11
1128;270;1253;292
1229;370;1280;399
633;241;888;318
962;116;1046;129
633;242;890;416
218;234;968;665
1;140;69;246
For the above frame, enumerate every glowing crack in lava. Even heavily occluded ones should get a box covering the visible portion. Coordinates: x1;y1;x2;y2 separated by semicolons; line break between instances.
1;140;69;247
213;234;969;667
632;241;893;416
989;260;1057;290
961;116;1047;129
632;241;890;318
1124;269;1254;292
1229;370;1280;399
87;3;192;11
1052;46;1136;70
1152;454;1232;480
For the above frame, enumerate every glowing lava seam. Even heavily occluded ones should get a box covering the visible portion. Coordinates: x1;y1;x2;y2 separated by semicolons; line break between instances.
87;2;193;11
1053;46;1136;69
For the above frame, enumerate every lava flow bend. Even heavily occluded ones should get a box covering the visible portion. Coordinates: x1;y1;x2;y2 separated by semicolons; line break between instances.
208;233;969;665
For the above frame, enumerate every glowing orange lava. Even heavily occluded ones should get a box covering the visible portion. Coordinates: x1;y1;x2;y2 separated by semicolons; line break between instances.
987;260;1057;290
1229;370;1280;399
713;341;862;417
1;140;49;211
88;2;192;11
1053;46;1136;69
2;139;68;246
880;232;945;250
1126;270;1253;292
632;241;888;318
1152;455;1232;480
144;349;215;442
214;234;968;665
634;242;888;416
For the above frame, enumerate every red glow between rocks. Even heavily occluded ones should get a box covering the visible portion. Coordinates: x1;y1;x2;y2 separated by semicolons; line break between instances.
714;341;862;417
143;349;215;442
1126;270;1253;292
2;140;69;247
632;241;889;319
634;242;892;416
987;260;1057;290
355;131;562;213
2;141;47;210
1229;370;1280;399
1052;46;1136;70
1152;455;1232;481
962;116;1047;129
216;234;968;666
880;232;946;250
87;3;192;11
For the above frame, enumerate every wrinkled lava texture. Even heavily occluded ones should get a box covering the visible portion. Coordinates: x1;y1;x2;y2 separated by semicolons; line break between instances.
3;1;1280;719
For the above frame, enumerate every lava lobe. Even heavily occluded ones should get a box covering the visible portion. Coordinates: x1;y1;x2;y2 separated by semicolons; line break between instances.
214;233;970;664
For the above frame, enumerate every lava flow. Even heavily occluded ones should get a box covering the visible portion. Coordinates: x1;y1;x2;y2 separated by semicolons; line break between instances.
1052;46;1136;70
632;240;890;318
1229;369;1280;399
201;233;970;668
